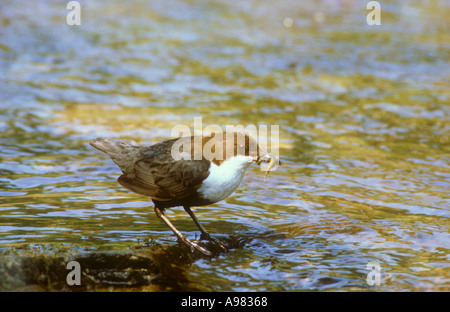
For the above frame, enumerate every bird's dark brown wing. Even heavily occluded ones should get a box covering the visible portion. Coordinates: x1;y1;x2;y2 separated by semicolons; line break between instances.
118;156;211;200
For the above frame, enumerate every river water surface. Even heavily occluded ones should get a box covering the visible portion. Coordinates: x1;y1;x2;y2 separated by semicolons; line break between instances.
0;0;449;291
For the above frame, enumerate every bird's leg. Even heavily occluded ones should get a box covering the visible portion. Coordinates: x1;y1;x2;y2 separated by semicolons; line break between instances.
183;205;228;252
154;207;211;256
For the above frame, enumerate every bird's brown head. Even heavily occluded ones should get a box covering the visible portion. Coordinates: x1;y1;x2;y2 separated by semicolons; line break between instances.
200;131;277;168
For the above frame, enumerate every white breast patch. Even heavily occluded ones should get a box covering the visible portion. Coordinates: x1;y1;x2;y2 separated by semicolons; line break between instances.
197;155;253;203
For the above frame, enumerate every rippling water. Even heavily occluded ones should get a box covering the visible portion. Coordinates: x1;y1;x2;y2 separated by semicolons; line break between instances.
0;0;449;291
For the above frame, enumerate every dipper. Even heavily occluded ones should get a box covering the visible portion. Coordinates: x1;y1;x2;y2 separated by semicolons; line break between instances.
90;132;276;256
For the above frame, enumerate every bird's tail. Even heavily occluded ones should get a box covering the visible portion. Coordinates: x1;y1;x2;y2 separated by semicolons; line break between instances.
90;137;144;175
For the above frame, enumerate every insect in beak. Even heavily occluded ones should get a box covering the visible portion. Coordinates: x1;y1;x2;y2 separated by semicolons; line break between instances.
256;153;281;183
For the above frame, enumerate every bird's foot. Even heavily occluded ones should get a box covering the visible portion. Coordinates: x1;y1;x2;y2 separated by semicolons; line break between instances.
200;233;229;253
179;236;212;256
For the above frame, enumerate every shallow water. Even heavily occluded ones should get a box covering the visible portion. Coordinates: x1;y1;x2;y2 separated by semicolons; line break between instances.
0;0;449;291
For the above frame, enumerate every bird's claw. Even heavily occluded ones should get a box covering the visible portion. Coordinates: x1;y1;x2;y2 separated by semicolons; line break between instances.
200;233;228;253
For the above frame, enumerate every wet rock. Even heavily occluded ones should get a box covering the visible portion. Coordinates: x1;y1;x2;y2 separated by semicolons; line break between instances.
0;245;197;291
0;237;248;291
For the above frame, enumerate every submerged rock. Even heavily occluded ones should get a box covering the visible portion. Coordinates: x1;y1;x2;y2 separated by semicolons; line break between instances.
0;236;248;291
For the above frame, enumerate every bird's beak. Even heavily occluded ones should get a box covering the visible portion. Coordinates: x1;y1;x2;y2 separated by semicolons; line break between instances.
256;152;272;165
